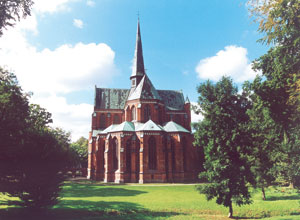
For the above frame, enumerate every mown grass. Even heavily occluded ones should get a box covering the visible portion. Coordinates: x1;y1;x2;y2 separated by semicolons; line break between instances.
0;180;300;220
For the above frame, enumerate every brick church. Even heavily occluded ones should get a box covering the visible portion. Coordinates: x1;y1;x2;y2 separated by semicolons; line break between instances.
88;20;199;183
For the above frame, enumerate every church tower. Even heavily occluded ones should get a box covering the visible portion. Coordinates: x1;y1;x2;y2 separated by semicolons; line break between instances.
130;19;145;88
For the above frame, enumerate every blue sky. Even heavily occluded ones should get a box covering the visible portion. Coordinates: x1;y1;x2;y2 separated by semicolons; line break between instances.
0;0;268;141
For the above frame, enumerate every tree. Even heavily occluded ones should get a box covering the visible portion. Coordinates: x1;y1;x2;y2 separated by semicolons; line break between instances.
0;69;71;209
70;137;88;169
245;80;280;199
248;0;300;187
0;0;34;36
11;127;71;209
0;67;29;158
194;77;254;218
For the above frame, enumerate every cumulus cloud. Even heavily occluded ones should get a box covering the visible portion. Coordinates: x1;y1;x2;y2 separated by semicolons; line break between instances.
73;19;84;28
0;33;117;94
33;0;75;13
195;45;259;82
0;2;118;141
31;94;93;141
86;0;96;7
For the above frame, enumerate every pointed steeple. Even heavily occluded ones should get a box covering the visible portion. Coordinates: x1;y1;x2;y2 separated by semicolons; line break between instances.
131;18;145;87
185;96;190;104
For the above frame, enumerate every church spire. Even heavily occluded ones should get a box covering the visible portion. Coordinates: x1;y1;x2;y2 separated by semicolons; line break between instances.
130;18;145;87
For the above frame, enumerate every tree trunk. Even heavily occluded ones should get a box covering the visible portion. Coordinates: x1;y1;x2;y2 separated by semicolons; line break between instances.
228;202;233;218
262;187;266;200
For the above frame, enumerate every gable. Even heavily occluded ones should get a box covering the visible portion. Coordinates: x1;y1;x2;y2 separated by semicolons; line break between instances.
127;74;161;101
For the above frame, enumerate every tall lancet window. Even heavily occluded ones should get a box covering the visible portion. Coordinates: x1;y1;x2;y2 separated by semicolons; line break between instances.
144;105;151;122
171;138;176;171
99;113;106;129
181;137;187;172
112;138;119;170
131;106;136;121
126;139;131;172
113;114;120;124
148;136;157;170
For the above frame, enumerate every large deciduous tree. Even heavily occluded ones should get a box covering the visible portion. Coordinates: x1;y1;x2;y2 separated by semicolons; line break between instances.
194;77;254;218
245;80;280;200
0;68;71;209
248;0;300;187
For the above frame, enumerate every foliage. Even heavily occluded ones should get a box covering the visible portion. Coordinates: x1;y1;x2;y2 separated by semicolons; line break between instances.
248;0;300;187
247;0;300;45
70;137;88;168
0;67;29;157
0;68;71;209
194;77;254;218
0;0;34;36
245;80;280;199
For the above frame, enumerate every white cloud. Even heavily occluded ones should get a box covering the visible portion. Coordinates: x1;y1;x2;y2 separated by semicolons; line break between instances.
0;6;118;141
33;0;75;13
73;19;84;28
0;32;118;94
191;102;203;123
86;0;96;7
195;45;259;82
31;94;93;141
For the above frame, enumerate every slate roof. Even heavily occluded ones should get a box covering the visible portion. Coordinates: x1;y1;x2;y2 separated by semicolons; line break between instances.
157;90;185;111
94;87;185;111
94;88;129;109
127;75;161;101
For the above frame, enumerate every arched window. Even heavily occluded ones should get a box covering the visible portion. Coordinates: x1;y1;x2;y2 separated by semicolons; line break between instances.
101;143;105;170
163;136;168;174
131;106;136;121
158;106;163;125
171;138;176;172
175;115;181;124
112;138;119;170
126;139;131;172
144;105;151;122
148;136;157;170
181;137;187;171
113;114;120;124
100;113;106;129
135;138;140;181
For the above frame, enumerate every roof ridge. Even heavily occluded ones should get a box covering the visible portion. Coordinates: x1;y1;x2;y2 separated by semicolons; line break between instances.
96;88;130;90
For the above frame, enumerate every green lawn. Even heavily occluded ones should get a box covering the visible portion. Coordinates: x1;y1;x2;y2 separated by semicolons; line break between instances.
1;180;300;220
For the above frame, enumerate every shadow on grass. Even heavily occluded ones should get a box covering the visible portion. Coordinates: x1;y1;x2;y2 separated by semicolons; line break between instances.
232;216;261;219
62;183;147;198
265;194;300;201
0;200;180;220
